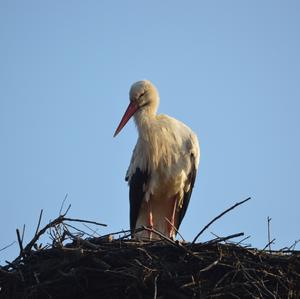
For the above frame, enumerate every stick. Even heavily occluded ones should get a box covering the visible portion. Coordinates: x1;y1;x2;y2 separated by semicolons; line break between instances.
142;226;177;246
143;226;203;261
21;224;26;243
203;232;244;246
63;217;107;227
24;215;65;252
59;193;68;215
288;239;300;251
64;223;94;238
117;227;146;240
16;229;24;254
267;216;272;252
23;214;107;253
0;241;16;252
164;217;185;242
34;209;43;237
63;204;72;216
192;197;251;244
236;235;251;246
82;223;101;237
263;238;276;251
154;274;158;299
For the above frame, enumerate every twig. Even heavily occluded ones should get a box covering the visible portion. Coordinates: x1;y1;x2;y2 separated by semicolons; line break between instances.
59;193;68;215
34;209;43;237
16;229;24;255
23;215;65;253
192;197;251;244
164;217;185;242
5;260;18;270
236;235;251;246
82;223;101;237
21;224;26;244
263;238;276;251
199;259;219;272
63;229;100;250
0;241;16;252
49;225;62;246
117;227;146;240
64;223;93;238
267;216;272;252
154;274;159;299
143;226;204;261
100;228;131;239
63;217;107;227
63;204;72;217
23;214;106;253
288;239;300;251
203;232;244;246
142;226;177;246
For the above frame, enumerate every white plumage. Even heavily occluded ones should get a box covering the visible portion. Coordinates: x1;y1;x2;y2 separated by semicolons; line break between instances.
114;80;200;239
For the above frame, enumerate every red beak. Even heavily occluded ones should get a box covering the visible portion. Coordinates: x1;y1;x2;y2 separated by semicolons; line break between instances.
113;101;139;137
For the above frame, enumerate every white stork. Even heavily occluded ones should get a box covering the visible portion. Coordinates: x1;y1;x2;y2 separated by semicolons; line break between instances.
114;80;200;240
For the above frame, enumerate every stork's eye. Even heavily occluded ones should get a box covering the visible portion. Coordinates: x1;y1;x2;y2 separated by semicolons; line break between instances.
137;91;150;108
138;91;146;100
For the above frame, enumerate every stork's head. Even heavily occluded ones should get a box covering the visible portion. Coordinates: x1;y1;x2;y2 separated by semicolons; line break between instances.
114;80;159;137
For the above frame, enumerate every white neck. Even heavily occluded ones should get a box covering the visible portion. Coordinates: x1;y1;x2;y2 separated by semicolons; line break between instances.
134;107;156;138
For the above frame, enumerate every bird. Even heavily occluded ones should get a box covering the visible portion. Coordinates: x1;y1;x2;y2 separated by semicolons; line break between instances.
114;80;200;240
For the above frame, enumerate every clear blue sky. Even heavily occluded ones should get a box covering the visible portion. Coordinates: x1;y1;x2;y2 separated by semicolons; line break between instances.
1;1;300;263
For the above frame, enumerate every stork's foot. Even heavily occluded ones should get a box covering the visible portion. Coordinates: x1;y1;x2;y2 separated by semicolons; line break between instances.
166;196;178;239
147;201;154;239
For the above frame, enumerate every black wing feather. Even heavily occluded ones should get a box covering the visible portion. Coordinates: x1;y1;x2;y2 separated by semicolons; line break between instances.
177;154;197;230
128;168;149;234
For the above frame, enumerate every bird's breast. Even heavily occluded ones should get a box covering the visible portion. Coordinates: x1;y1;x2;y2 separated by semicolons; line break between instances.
147;168;188;203
127;114;199;203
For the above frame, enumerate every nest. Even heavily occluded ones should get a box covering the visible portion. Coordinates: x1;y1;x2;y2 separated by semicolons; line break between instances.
0;199;300;299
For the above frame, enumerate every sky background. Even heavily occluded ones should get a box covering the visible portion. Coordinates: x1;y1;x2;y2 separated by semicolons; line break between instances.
1;1;300;263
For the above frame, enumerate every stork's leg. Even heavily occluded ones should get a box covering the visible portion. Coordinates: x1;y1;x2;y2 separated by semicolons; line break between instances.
147;200;153;239
167;196;178;239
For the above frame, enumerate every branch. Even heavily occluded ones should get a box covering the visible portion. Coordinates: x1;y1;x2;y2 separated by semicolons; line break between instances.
0;241;16;252
267;216;272;252
34;209;43;237
192;197;251;244
22;214;107;254
203;232;244;246
16;229;24;256
63;217;107;227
